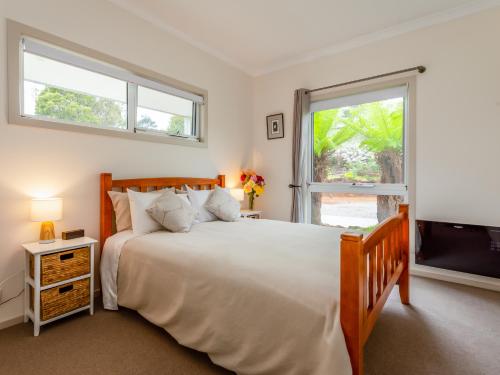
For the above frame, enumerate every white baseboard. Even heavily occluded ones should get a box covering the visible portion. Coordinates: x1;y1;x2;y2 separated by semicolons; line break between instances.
0;315;24;330
411;264;500;292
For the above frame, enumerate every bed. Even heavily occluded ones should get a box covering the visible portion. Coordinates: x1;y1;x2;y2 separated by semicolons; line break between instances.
100;173;410;375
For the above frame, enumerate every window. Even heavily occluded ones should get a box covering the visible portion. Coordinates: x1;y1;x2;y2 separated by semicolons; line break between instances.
8;21;206;145
307;84;409;232
136;86;196;138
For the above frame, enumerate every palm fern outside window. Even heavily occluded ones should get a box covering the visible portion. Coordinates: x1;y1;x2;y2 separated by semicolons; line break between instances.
308;85;409;232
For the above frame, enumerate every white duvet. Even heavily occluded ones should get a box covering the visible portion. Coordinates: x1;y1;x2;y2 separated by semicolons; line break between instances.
101;219;351;375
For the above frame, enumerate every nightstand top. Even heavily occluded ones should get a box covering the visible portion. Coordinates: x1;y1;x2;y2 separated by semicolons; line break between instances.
240;209;262;217
22;237;97;255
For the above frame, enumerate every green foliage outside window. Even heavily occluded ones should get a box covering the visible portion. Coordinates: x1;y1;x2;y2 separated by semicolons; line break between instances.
35;87;126;128
35;87;190;137
167;115;186;135
312;99;404;226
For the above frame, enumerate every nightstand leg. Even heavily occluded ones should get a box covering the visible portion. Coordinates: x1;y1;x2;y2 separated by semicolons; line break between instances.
23;288;29;323
24;251;29;323
90;244;94;315
33;254;41;336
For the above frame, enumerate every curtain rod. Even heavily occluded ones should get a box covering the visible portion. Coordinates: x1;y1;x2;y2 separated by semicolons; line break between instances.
306;65;426;94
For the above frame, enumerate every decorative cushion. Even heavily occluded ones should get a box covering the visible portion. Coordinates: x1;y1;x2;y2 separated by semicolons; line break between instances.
177;194;191;206
205;185;241;222
147;190;197;232
107;191;132;232
127;188;173;235
186;186;218;223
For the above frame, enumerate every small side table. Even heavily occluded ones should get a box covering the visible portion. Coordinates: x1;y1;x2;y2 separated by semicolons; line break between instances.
240;210;262;219
22;237;97;336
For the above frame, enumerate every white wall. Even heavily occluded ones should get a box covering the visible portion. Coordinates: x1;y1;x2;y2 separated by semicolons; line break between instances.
0;0;253;324
252;8;500;227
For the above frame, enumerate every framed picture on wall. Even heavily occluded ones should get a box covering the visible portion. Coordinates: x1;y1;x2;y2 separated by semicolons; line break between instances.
266;113;284;140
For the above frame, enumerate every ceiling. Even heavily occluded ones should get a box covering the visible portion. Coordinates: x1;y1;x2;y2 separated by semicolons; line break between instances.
108;0;498;75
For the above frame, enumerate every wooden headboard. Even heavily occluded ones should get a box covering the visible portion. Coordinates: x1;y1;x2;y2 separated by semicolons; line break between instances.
100;173;225;249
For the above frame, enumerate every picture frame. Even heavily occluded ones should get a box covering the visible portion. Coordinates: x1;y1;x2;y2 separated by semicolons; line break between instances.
266;113;284;140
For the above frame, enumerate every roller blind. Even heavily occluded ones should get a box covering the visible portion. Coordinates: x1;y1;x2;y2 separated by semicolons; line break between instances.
310;85;407;112
22;37;205;104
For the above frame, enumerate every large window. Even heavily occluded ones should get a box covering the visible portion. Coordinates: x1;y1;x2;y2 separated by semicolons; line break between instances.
9;23;206;144
307;85;409;232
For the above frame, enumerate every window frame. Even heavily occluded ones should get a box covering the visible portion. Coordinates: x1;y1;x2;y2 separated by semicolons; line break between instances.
7;20;208;147
304;76;416;227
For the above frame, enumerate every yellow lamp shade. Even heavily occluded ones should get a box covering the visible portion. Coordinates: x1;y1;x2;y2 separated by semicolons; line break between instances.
230;188;244;202
31;198;63;222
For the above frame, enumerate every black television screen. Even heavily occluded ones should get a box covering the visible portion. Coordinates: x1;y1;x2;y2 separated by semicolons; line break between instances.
415;220;500;279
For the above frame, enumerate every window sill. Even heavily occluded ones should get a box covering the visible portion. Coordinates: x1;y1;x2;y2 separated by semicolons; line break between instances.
9;115;207;148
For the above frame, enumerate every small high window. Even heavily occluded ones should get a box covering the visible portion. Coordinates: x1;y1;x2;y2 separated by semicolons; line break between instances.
8;21;207;145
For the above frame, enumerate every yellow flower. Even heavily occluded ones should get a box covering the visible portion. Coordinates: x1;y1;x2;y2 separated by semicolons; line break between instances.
254;185;264;196
243;180;255;193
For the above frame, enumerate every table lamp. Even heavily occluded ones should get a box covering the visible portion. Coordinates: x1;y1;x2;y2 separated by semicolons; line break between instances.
31;198;63;243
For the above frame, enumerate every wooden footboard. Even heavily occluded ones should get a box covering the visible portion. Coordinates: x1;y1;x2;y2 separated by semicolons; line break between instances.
340;204;409;375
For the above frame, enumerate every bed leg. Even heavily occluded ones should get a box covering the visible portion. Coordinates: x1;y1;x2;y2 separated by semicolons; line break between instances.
340;233;365;375
399;267;410;305
350;347;363;375
398;204;410;305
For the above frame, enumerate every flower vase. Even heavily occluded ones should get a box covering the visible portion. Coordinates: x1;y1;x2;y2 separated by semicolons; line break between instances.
248;192;255;210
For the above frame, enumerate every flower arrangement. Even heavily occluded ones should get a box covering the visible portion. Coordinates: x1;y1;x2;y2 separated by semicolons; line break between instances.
240;170;265;210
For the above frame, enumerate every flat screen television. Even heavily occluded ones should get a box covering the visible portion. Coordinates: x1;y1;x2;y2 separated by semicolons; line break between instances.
415;220;500;279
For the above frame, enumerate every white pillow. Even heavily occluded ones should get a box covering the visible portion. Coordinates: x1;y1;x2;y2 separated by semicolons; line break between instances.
127;188;172;235
107;191;132;232
186;186;217;223
146;191;196;233
205;185;241;222
177;194;191;206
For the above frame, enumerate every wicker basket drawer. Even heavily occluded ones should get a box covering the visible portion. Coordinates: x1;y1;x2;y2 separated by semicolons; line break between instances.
31;278;90;321
30;247;90;286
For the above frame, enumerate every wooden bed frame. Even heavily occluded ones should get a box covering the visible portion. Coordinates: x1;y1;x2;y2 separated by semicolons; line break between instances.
100;173;409;375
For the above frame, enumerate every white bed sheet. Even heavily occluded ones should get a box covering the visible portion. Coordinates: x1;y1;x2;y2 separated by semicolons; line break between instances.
101;229;137;310
101;219;351;375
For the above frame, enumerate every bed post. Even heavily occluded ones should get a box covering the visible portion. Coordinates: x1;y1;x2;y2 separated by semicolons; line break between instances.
100;173;113;251
398;204;410;305
340;232;365;375
217;174;226;188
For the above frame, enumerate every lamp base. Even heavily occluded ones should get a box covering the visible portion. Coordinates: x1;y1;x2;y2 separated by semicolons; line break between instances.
39;221;56;243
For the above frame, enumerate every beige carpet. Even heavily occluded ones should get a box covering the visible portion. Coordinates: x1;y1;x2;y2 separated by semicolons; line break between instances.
0;276;499;375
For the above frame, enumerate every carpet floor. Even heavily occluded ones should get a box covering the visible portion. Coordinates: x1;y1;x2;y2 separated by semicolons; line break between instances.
0;276;499;375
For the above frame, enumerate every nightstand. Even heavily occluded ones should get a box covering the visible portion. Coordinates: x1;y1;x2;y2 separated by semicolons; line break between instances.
22;237;97;336
240;210;262;219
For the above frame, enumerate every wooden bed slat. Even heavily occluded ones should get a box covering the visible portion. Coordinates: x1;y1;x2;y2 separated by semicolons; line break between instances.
383;238;389;287
368;250;375;310
392;230;397;273
376;244;382;298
